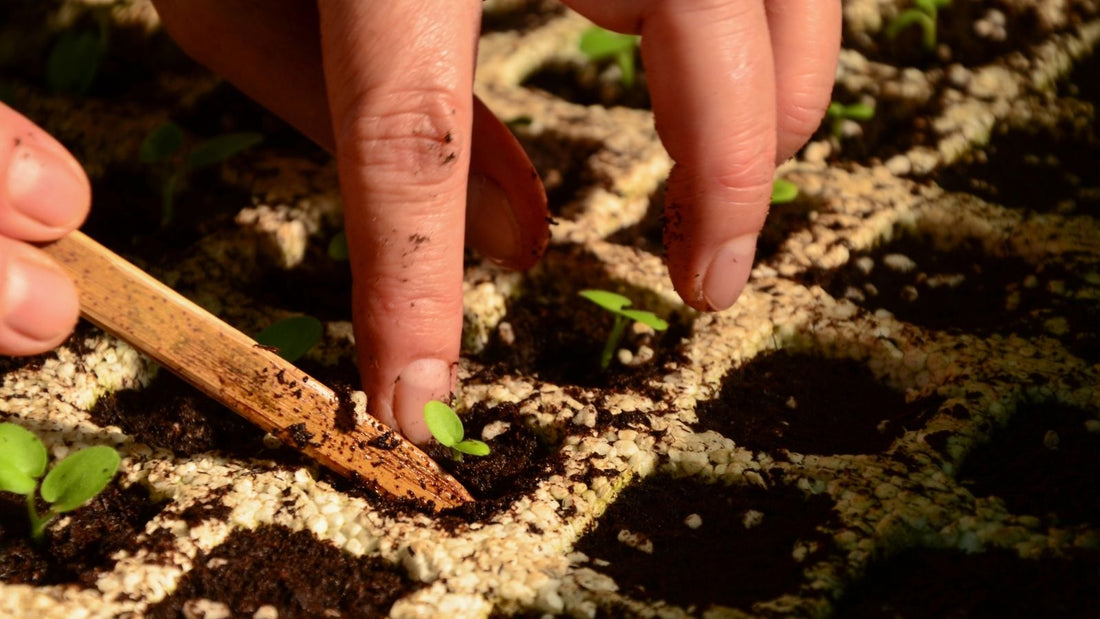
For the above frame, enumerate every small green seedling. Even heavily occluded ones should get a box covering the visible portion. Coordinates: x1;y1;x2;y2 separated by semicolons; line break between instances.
327;229;349;261
0;422;120;542
423;401;490;462
139;122;262;227
46;8;111;97
579;26;642;88
825;101;875;140
579;289;669;370
885;0;951;52
771;178;799;204
255;315;324;363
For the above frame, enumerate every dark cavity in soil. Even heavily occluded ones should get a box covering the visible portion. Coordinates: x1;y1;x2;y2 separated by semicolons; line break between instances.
146;525;421;619
800;231;1100;362
575;475;838;612
834;546;1100;617
935;120;1099;216
523;54;651;110
480;0;566;34
807;81;941;166
510;128;603;219
475;250;689;391
694;349;933;456
0;482;164;587
957;401;1100;527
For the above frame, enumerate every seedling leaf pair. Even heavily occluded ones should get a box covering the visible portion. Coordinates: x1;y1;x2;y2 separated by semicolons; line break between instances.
826;101;875;139
255;316;324;363
579;26;641;88
579;289;669;370
139;122;262;227
47;29;105;96
423;401;490;462
0;422;120;541
771;179;799;204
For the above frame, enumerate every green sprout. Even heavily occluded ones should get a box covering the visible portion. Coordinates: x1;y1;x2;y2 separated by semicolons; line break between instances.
255;315;323;363
579;26;641;89
825;101;875;140
423;401;490;462
579;289;669;370
139;122;262;228
46;8;111;97
885;0;952;52
327;229;349;261
0;422;120;542
771;178;799;204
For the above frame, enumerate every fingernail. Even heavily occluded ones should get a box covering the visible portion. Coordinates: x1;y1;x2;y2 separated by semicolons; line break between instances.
3;257;78;342
393;358;453;444
6;136;90;229
466;173;522;265
702;233;758;311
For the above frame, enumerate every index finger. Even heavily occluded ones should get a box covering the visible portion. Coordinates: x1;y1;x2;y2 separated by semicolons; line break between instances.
317;0;480;442
566;0;777;311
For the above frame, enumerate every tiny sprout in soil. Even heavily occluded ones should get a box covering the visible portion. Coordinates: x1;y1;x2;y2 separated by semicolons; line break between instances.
255;315;324;363
579;289;669;370
771;179;799;204
579;26;641;88
46;6;111;97
139;122;262;228
0;422;120;542
423;401;490;462
826;101;875;140
327;229;349;261
886;0;951;52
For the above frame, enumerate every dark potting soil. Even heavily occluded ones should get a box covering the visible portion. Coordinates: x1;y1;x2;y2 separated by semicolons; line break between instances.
511;128;604;219
0;482;164;587
934;121;1099;216
523;55;651;110
810;82;942;167
955;401;1100;527
575;475;838;612
88;371;271;458
800;231;1100;362
848;1;1090;70
833;546;1100;617
426;401;556;503
694;349;934;456
146;525;421;619
475;250;690;392
480;0;567;35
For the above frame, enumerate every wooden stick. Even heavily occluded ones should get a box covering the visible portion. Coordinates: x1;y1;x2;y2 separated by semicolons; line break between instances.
42;231;473;510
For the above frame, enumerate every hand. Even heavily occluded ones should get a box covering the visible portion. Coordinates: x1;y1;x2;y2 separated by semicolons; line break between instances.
0;103;90;356
153;0;549;443
152;0;841;443
564;0;842;310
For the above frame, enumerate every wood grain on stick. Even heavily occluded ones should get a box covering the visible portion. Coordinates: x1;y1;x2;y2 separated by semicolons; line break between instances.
42;231;473;509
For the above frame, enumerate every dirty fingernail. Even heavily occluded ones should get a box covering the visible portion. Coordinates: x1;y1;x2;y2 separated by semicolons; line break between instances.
393;358;453;444
3;256;79;342
466;173;521;266
702;233;758;311
6;137;90;229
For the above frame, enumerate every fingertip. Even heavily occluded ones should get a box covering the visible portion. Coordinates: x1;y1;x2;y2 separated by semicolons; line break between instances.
0;243;79;356
0;104;91;241
392;358;453;445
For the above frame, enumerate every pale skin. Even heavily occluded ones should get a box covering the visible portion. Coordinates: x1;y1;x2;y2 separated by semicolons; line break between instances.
0;1;841;443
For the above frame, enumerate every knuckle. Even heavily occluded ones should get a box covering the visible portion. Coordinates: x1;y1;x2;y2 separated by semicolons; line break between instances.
334;87;466;187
